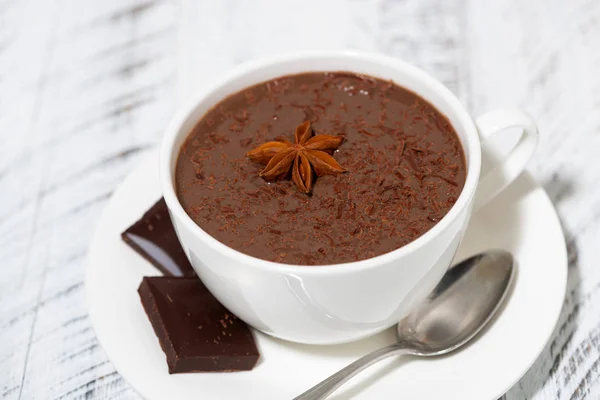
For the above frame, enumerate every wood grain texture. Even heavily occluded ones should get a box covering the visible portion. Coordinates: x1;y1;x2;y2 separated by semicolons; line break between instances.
1;0;599;398
0;0;176;398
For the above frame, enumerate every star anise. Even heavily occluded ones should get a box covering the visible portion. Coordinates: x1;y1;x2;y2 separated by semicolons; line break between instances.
247;121;346;193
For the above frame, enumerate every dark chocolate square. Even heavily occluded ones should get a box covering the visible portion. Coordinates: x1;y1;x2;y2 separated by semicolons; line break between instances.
138;277;259;373
122;198;196;277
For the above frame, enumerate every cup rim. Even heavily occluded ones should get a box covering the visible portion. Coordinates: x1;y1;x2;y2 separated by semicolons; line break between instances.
160;50;481;275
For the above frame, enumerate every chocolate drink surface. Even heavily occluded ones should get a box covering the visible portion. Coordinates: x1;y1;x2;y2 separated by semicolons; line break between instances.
175;72;466;265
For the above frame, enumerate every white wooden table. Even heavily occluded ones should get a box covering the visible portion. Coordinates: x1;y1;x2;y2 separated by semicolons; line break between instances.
1;0;599;398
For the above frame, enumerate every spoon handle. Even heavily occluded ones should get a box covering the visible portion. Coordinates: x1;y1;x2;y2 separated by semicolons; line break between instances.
293;343;410;400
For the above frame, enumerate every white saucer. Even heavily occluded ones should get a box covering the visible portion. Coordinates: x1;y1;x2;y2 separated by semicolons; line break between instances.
86;151;567;400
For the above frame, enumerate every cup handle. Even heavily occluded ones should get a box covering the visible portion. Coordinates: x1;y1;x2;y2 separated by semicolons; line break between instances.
473;109;539;210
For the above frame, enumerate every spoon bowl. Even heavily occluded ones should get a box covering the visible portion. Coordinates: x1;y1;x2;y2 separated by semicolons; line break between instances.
396;250;515;355
295;250;515;399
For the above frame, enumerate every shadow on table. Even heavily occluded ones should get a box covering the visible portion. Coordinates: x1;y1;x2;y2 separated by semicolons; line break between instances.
501;174;582;400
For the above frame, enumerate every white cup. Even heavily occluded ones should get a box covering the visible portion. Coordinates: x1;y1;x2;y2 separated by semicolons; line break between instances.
160;51;538;345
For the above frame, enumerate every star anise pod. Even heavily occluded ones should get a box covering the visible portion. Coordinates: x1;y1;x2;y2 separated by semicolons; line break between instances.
247;121;346;193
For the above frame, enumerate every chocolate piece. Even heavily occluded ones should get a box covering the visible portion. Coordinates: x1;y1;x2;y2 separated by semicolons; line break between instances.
175;72;466;265
138;277;259;373
122;198;195;277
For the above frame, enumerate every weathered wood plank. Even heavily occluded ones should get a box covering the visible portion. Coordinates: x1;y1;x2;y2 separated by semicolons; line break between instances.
462;1;600;399
0;0;176;398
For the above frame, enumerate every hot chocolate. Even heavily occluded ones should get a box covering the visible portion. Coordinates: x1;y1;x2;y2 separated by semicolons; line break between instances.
175;72;466;265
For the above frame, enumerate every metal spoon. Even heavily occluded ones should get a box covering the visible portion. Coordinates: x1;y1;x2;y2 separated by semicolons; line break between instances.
294;250;515;400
